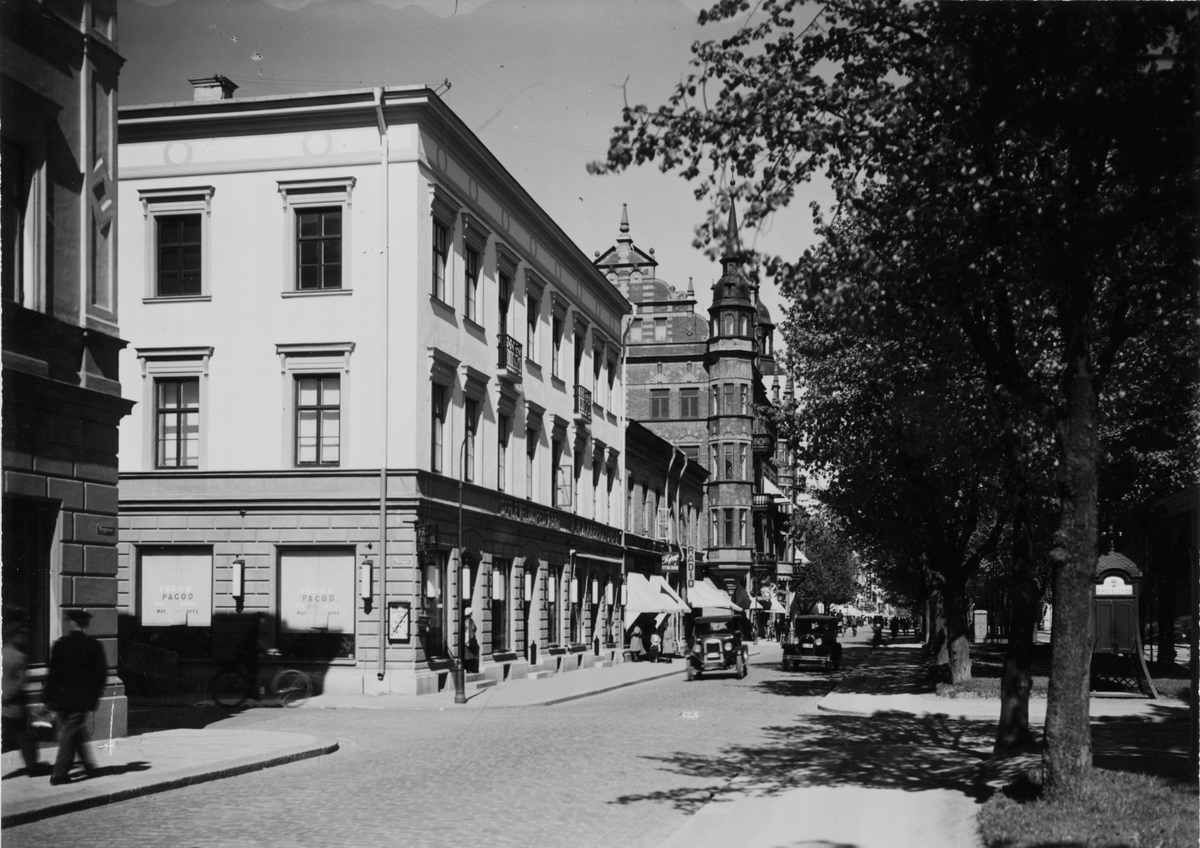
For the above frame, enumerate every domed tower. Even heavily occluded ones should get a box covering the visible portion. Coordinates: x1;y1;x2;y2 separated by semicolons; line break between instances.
704;206;758;589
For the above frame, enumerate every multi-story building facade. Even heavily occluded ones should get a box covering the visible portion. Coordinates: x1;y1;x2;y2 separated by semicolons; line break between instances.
595;206;791;602
115;81;629;695
623;420;707;652
2;0;132;737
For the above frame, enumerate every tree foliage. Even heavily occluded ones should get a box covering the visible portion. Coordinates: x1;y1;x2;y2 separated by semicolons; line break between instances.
592;0;1195;794
791;511;858;610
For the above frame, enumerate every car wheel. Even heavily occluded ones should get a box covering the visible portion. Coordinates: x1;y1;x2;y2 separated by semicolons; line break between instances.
735;654;745;679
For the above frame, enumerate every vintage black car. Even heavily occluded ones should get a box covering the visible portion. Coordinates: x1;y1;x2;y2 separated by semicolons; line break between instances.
782;614;843;672
686;614;750;680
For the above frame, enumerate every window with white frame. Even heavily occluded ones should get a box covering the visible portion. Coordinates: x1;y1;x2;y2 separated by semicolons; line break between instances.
294;375;341;466
464;398;478;483
137;347;212;471
526;427;537;500
138;187;214;301
277;343;353;470
431;383;447;474
464;246;480;323
155;378;200;468
526;296;540;364
432;220;449;303
497;413;510;492
276;178;353;295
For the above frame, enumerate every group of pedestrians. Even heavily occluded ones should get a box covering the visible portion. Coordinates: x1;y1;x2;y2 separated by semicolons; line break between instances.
2;608;109;786
627;624;665;662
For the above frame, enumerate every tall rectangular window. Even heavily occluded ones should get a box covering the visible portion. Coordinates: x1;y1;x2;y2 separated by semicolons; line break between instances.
156;378;199;468
497;413;510;492
464;247;479;322
723;443;734;480
526;297;539;363
739;509;748;546
740;384;749;415
654;316;667;341
296;207;342;290
738;443;747;480
712;386;720;415
723;508;735;547
552;315;563;378
295;375;341;466
431;384;447;473
464;399;478;482
498;272;511;335
526;428;537;500
629;318;643;344
491;559;510;653
680;388;699;419
650;389;670;420
593;349;603;400
607;358;617;411
432;221;448;302
724;383;735;416
547;567;561;645
156;214;202;297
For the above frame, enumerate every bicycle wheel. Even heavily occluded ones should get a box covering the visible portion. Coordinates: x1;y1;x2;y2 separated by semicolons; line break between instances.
210;670;249;709
271;669;312;708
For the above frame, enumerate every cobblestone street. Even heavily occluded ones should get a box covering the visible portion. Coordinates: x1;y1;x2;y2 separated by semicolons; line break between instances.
7;645;898;848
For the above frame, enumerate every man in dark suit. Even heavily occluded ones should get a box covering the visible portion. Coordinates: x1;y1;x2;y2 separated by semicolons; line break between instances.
45;609;108;785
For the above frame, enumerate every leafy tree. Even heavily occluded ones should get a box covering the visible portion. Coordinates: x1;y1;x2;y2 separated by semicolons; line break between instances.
591;0;1194;793
790;511;858;611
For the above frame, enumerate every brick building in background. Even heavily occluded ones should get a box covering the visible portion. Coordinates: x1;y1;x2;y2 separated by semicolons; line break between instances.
595;205;795;607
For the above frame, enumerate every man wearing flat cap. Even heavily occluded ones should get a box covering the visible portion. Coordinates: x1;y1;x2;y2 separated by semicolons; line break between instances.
45;609;108;785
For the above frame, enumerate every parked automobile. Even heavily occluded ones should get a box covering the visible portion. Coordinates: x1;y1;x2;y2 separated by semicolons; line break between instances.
686;614;750;681
782;614;842;672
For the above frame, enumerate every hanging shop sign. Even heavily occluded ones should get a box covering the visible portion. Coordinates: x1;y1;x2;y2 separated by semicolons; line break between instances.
661;552;681;573
416;523;439;553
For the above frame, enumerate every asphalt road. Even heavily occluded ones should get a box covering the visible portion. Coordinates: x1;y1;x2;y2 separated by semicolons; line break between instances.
5;639;994;848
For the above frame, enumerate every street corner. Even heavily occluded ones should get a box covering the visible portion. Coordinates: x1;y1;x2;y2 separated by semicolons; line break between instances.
1;729;339;829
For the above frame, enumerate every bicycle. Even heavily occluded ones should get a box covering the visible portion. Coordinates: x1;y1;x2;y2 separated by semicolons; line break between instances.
209;649;312;709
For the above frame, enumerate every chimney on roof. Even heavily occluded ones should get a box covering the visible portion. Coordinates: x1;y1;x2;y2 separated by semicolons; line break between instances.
189;75;238;101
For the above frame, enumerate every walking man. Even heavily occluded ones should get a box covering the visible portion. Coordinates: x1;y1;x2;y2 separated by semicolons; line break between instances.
46;609;108;785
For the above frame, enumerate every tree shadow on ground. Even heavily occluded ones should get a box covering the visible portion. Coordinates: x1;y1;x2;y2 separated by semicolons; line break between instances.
611;710;997;813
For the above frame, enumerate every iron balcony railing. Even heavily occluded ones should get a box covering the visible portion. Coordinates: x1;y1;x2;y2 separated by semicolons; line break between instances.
574;385;592;422
497;334;523;380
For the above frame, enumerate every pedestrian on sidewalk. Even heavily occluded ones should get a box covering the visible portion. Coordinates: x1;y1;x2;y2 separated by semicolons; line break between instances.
45;609;108;785
2;617;44;775
629;625;645;662
648;630;661;663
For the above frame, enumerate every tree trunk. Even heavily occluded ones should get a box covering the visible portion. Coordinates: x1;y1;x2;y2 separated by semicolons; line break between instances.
995;463;1041;753
943;578;973;684
930;588;949;665
1043;306;1099;795
1156;547;1178;664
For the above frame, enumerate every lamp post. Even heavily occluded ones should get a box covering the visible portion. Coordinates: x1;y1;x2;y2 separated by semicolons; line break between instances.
453;436;469;705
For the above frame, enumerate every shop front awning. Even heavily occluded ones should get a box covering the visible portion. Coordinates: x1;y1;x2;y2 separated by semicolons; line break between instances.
624;572;690;629
687;578;742;612
750;595;788;614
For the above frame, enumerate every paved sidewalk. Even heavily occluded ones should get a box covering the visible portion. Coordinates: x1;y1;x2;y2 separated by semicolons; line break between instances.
658;641;1191;848
1;728;338;828
2;655;687;827
818;643;1185;722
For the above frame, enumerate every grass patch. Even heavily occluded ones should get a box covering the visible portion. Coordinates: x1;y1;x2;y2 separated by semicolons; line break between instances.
978;768;1198;848
936;676;1049;699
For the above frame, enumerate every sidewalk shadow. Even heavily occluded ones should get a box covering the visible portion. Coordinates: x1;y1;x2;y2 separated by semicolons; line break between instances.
611;710;997;813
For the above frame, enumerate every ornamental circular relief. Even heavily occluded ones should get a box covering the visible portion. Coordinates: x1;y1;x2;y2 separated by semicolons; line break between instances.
501;209;510;230
165;141;192;166
469;178;479;201
435;147;448;172
303;132;332;156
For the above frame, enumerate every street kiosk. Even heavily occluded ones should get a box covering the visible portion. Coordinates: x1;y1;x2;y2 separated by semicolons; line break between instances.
1090;550;1158;699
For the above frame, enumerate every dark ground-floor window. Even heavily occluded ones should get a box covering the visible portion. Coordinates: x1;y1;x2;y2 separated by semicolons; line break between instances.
491;559;510;653
1;496;57;664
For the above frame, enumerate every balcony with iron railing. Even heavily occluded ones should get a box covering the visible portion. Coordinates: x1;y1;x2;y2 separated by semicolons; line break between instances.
574;384;592;424
751;493;774;510
496;334;523;383
753;551;777;567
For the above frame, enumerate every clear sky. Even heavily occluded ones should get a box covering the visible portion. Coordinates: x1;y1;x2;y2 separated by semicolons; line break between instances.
118;0;828;325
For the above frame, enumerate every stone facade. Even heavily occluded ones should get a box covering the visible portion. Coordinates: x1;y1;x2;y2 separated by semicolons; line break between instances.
2;0;133;738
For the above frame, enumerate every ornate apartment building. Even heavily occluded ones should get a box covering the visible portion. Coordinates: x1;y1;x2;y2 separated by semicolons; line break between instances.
594;206;794;602
115;81;630;696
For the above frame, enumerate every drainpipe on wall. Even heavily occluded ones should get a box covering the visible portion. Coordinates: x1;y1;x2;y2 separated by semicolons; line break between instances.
374;88;389;682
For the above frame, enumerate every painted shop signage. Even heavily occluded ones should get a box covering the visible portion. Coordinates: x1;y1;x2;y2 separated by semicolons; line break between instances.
416;523;439;552
498;496;621;547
